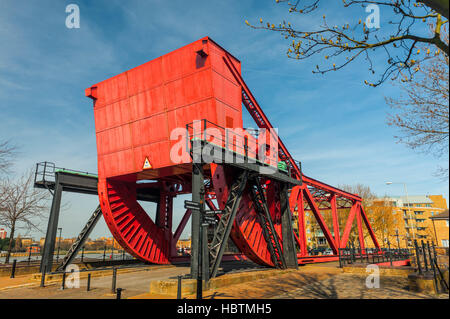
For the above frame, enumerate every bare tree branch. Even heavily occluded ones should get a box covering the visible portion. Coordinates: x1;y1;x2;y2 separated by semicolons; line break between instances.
0;140;17;175
386;52;449;178
0;170;49;263
246;0;449;86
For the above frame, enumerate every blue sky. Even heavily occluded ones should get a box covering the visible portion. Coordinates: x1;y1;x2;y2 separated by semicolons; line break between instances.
0;0;448;240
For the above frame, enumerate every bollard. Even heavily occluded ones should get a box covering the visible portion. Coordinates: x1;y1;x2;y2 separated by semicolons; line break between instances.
338;249;342;268
116;288;123;300
197;277;203;300
61;272;66;290
40;266;46;288
414;240;423;274
10;259;17;279
388;241;393;267
427;241;439;294
177;275;182;299
87;273;91;291
111;267;117;293
421;241;428;272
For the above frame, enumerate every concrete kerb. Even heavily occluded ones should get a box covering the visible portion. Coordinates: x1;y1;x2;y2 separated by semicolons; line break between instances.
150;268;296;297
342;265;413;277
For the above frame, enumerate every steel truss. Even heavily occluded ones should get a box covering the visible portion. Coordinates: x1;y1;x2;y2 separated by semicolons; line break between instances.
223;55;381;264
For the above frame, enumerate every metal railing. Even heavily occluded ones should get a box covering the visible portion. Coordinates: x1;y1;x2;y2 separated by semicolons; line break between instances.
34;161;98;186
339;245;411;268
411;240;449;294
185;119;303;177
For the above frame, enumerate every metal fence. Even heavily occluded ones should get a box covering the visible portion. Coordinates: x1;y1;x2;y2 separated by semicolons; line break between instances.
339;246;411;268
2;247;139;279
411;239;449;294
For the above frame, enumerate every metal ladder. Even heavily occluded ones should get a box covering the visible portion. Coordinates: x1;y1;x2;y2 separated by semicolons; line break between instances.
249;177;286;269
56;205;103;271
209;170;249;278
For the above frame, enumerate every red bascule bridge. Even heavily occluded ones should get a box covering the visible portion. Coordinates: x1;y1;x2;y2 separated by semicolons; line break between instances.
37;37;381;280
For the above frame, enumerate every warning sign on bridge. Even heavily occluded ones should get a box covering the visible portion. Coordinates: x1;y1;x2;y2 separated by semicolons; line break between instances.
143;157;152;170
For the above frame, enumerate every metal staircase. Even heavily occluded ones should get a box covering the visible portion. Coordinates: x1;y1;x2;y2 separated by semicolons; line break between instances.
249;177;286;269
56;205;103;271
209;170;249;278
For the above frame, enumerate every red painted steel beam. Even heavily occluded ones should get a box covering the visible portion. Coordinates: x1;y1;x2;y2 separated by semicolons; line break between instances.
223;54;362;203
330;194;341;249
304;207;353;211
223;50;382;263
297;255;340;264
223;55;301;180
303;188;338;254
360;205;381;249
173;209;192;245
340;202;358;249
376;260;410;267
290;186;308;256
303;176;362;202
355;206;366;253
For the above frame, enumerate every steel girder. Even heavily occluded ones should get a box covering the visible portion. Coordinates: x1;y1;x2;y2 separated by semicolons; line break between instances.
223;53;381;262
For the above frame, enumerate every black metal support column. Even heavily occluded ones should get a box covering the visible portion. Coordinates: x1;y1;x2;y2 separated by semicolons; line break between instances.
280;183;298;269
209;170;249;278
190;162;204;279
40;173;63;273
201;223;210;284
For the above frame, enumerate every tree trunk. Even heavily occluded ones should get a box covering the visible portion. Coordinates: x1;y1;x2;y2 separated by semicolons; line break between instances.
5;223;15;264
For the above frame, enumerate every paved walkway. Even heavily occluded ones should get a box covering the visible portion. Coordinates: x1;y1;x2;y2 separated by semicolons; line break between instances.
0;266;190;299
1;262;448;299
182;265;448;299
0;275;35;290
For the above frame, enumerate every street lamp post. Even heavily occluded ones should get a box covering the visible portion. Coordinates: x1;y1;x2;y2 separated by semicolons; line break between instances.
56;228;62;263
386;182;416;244
395;229;401;249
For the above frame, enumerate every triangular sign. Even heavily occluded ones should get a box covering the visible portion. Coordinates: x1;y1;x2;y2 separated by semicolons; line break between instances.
143;157;152;170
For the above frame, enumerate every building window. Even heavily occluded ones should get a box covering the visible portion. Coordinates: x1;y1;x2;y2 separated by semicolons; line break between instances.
442;240;449;248
446;221;449;227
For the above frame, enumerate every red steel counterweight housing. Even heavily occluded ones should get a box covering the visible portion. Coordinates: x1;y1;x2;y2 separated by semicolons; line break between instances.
86;37;244;180
86;37;380;266
86;37;281;265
